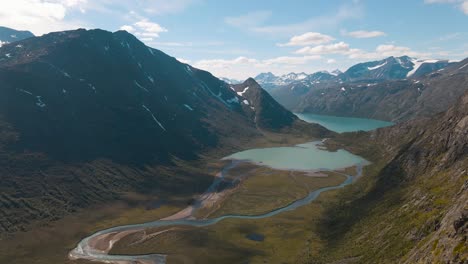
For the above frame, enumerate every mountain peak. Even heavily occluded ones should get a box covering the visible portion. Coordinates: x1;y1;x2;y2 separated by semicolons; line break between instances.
0;26;34;46
245;77;258;84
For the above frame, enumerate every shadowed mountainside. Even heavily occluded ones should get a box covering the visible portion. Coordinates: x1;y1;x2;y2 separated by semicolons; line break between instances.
0;28;330;235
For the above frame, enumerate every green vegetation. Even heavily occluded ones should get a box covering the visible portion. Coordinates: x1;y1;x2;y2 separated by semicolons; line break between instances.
205;163;345;217
110;164;352;263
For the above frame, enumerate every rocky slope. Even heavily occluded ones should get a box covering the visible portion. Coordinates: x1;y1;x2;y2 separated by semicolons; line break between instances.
343;55;452;81
319;90;468;263
293;58;468;122
231;78;300;130
0;28;328;234
267;56;457;115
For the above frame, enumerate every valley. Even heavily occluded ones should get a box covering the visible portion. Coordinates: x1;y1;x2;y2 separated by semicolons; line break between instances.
0;5;467;263
68;123;373;264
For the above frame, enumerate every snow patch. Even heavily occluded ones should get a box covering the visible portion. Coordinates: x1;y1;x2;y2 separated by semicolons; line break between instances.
459;63;468;70
368;61;387;71
242;100;250;105
15;44;23;48
5;53;11;58
142;105;166;131
36;96;46;108
87;83;96;92
407;59;440;77
237;86;249;97
341;87;346;91
134;81;149;92
147;75;154;83
19;89;33;95
184;104;194;111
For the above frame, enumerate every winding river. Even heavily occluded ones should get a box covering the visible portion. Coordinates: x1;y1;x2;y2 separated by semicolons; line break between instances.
69;115;390;264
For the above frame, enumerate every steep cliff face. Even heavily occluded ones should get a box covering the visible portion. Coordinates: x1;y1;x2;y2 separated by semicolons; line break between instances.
319;91;467;263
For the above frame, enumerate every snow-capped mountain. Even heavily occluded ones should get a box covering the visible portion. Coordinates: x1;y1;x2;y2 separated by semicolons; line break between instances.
254;72;313;89
344;56;454;81
306;70;344;83
0;26;34;47
267;56;458;113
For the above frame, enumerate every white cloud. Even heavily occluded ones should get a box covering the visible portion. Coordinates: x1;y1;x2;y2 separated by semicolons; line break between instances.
424;0;458;3
327;59;337;64
295;41;432;60
263;55;321;65
120;19;167;42
250;3;364;35
144;0;198;14
278;32;334;47
224;11;272;28
295;42;351;55
0;0;88;35
193;55;321;79
344;30;386;38
176;58;191;64
424;0;468;15
134;19;167;37
120;25;135;32
462;1;468;13
346;44;431;59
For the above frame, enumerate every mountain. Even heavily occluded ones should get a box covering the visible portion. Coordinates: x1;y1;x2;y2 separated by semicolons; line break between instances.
343;56;453;81
254;71;309;90
319;89;468;263
0;26;34;46
231;78;299;130
257;56;452;94
267;56;456;113
293;58;468;122
0;28;328;234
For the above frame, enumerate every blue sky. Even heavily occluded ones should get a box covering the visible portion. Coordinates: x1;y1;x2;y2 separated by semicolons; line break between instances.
1;0;467;79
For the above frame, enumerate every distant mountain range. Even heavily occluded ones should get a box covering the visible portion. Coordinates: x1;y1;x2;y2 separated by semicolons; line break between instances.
0;26;34;46
255;56;455;90
293;58;468;122
256;55;465;121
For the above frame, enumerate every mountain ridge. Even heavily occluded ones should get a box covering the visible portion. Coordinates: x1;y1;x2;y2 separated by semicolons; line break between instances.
0;28;329;235
0;26;34;46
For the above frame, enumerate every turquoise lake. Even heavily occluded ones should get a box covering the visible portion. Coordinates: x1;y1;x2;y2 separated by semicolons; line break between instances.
223;141;369;171
295;113;393;133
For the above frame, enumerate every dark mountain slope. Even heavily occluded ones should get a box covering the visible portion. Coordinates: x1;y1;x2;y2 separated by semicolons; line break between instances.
318;91;468;263
0;26;34;45
0;29;256;164
0;29;329;234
